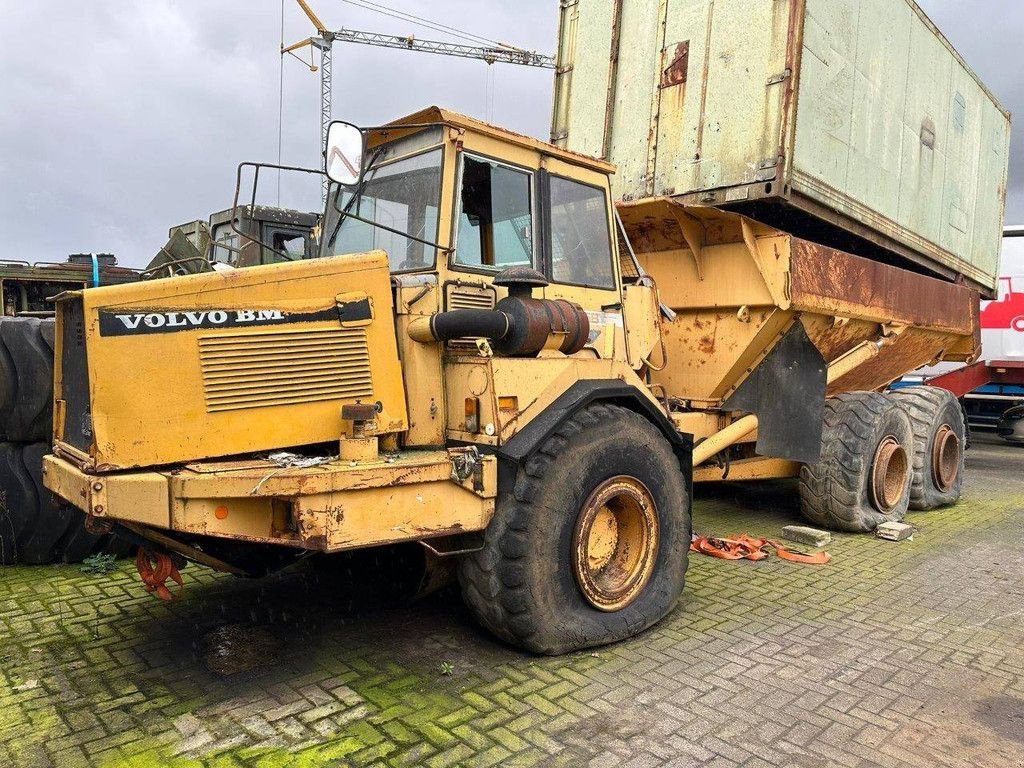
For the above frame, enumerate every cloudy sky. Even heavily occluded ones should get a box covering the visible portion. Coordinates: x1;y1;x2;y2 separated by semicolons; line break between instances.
1;1;1021;268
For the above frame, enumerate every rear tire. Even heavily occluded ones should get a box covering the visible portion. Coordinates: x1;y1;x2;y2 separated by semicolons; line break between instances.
458;403;690;655
799;392;914;532
889;386;965;510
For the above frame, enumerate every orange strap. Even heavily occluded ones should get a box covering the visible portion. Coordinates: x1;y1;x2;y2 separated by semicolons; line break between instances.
136;548;184;601
690;534;831;565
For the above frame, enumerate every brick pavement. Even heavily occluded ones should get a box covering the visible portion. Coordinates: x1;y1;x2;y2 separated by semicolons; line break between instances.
1;434;1023;767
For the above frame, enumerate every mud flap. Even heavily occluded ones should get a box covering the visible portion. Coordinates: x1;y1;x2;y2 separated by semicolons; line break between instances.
721;322;826;464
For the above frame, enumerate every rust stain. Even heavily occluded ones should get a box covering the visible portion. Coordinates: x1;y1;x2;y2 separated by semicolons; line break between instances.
826;329;953;395
660;41;689;88
303;535;328;551
789;239;979;336
805;320;872;363
776;0;806;167
698;335;716;354
920;116;937;149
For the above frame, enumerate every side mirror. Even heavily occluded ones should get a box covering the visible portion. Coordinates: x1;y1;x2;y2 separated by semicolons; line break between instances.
325;121;364;186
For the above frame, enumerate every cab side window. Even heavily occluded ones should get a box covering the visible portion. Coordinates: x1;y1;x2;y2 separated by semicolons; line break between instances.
264;228;308;264
454;155;534;270
211;223;240;266
548;176;615;289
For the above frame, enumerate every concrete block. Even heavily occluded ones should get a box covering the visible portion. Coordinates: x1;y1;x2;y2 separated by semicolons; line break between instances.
781;525;831;548
876;522;915;541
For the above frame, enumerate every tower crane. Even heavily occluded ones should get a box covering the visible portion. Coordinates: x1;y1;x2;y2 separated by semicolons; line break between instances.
281;0;555;198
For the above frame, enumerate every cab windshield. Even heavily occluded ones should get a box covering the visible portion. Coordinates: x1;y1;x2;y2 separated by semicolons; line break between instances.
324;127;443;272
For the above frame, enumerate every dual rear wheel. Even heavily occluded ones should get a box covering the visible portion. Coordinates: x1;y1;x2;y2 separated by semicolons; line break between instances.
799;388;965;532
459;390;963;654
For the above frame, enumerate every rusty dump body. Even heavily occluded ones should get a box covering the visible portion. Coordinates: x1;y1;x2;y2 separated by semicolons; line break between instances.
617;198;980;479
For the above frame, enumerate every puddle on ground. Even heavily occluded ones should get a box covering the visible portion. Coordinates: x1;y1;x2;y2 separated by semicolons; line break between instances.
201;623;283;676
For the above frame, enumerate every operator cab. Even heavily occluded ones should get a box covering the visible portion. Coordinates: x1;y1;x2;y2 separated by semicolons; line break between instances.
320;107;628;304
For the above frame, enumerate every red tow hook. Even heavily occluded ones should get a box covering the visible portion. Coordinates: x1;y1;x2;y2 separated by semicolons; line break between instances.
136;548;184;601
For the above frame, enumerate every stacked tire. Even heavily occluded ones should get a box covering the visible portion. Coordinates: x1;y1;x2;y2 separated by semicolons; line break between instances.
0;317;123;564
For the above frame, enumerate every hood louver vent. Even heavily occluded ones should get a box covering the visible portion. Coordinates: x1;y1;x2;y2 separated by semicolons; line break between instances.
198;326;372;413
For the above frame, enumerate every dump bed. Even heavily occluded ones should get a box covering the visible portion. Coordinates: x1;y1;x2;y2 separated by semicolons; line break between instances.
552;0;1011;294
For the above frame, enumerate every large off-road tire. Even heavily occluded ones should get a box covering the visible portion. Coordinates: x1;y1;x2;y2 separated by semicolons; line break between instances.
0;319;131;565
889;386;965;510
458;403;691;655
799;392;914;532
0;318;56;442
0;442;111;564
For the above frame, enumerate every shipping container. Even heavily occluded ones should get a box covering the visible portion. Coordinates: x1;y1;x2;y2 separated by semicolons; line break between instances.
552;0;1012;294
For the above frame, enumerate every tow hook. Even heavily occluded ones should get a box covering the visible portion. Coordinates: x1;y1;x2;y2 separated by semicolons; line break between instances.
136;548;184;601
83;514;113;536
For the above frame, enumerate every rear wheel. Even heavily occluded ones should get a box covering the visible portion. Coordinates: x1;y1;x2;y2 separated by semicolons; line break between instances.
799;392;914;532
889;386;965;510
458;403;690;655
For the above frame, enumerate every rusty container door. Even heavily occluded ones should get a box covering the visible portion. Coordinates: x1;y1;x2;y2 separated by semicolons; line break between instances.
552;0;1011;295
552;0;794;203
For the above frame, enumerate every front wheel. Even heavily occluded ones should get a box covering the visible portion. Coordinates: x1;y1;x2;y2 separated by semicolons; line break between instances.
458;403;691;655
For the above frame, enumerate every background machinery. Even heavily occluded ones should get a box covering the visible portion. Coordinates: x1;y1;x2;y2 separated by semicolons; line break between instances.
0;256;138;564
0;205;319;564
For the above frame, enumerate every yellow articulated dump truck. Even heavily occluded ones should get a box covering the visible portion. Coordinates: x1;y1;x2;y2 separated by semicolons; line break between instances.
43;0;1008;654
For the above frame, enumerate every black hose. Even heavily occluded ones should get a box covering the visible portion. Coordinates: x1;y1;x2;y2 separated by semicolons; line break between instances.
428;309;511;342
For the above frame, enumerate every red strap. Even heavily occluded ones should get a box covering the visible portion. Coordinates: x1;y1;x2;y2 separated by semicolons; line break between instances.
690;534;830;565
136;548;184;601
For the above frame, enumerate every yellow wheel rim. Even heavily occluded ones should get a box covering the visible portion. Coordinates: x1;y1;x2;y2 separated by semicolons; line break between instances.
572;476;660;612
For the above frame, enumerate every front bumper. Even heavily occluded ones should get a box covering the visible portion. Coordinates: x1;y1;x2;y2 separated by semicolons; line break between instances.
43;449;496;552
